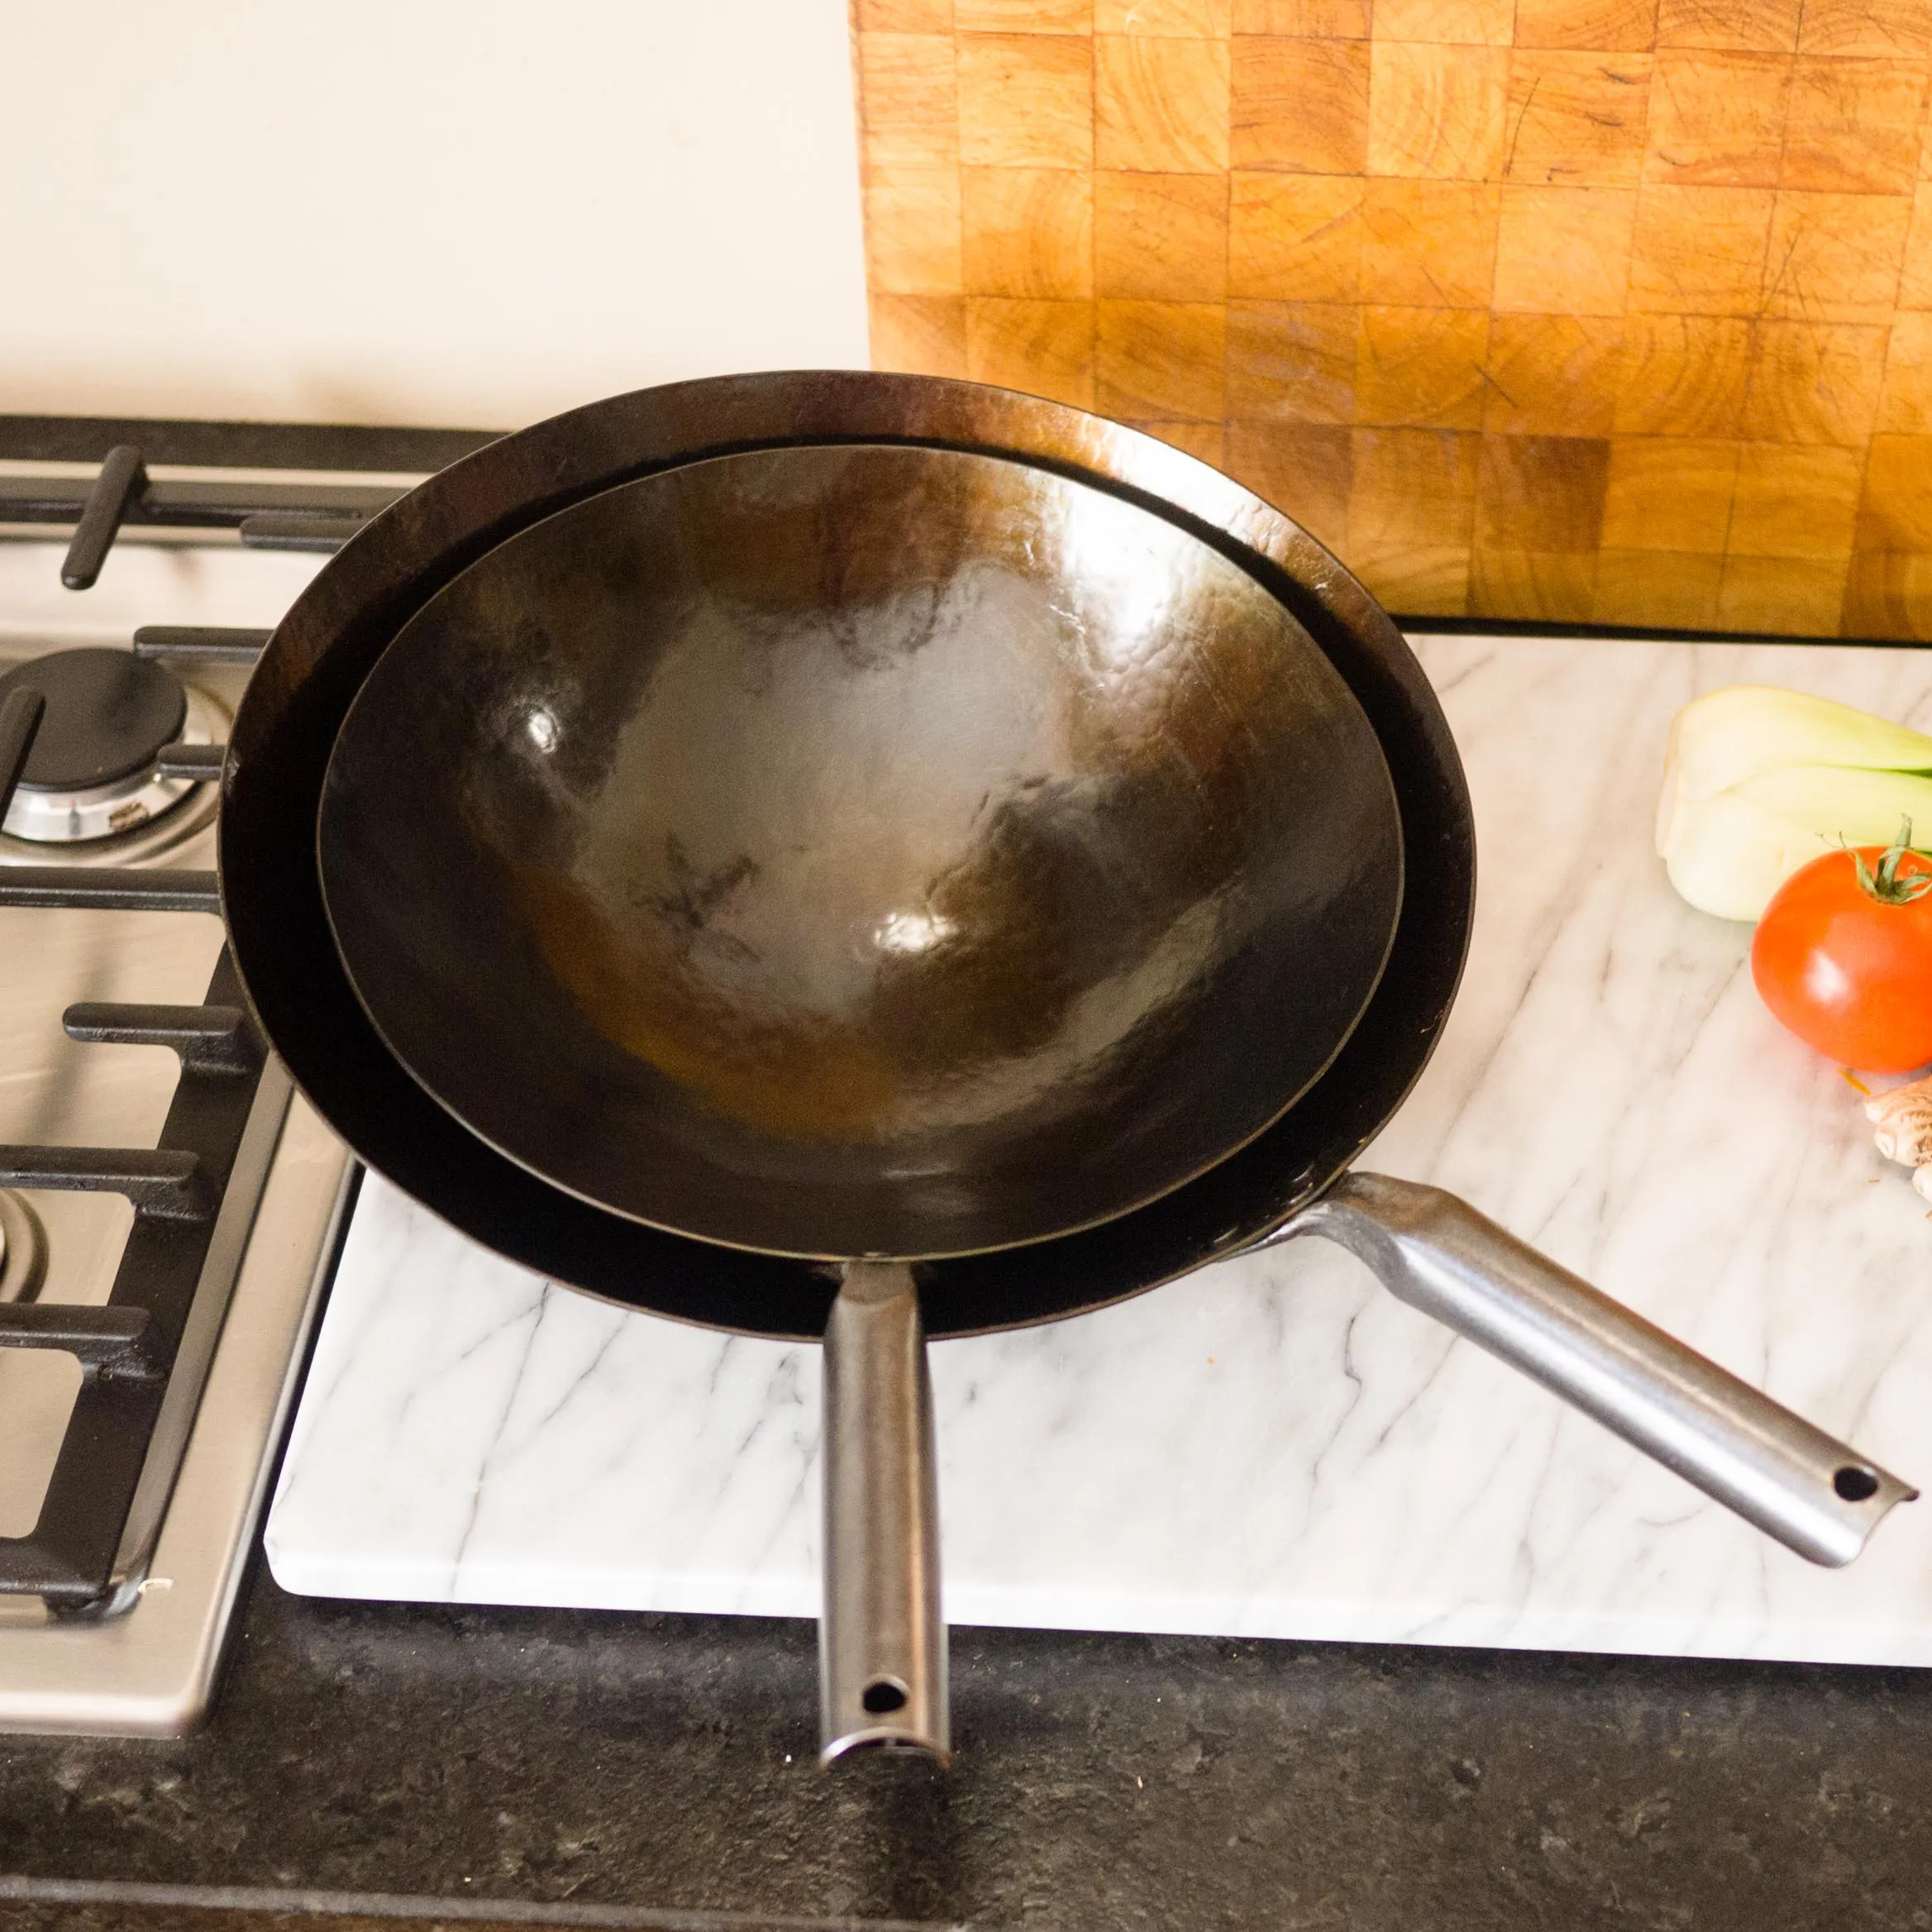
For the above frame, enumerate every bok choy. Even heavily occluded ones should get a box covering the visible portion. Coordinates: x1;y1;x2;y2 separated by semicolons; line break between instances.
1656;686;1932;921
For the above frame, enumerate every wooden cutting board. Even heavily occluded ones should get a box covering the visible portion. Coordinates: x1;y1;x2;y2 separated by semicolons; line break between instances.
850;0;1932;642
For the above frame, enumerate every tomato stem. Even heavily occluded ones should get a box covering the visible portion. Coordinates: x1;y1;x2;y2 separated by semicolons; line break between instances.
1850;817;1932;904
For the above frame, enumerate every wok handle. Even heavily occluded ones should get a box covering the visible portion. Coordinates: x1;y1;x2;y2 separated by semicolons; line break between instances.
1281;1171;1917;1567
819;1261;949;1766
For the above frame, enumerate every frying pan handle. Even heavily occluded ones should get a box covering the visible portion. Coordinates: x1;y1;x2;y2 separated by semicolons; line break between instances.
819;1262;949;1766
1281;1172;1917;1567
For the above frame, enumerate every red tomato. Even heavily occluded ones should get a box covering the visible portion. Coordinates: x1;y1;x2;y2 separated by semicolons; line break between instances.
1751;837;1932;1072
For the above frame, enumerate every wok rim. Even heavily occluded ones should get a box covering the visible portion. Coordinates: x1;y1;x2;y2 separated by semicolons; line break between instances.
219;370;1474;1340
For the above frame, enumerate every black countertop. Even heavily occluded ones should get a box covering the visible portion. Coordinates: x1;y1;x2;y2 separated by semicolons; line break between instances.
2;1564;1930;1930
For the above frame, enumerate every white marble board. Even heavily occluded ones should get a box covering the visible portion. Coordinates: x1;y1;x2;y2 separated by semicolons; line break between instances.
265;634;1932;1665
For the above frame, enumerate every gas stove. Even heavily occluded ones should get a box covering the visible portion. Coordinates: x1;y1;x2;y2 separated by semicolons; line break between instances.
0;415;489;1733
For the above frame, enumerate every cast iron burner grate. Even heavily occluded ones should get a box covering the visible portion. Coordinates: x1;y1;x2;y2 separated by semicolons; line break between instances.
0;416;494;578
0;656;279;1610
0;418;499;1716
0;415;501;1615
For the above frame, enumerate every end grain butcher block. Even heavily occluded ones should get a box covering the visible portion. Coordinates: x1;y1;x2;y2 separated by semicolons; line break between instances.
267;633;1932;1667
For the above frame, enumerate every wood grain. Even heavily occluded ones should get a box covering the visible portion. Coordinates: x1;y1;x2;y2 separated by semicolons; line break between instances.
1095;298;1228;413
1367;43;1509;176
1516;0;1658;52
1500;51;1653;187
1095;169;1228;294
1482;313;1625;434
1224;417;1353;541
1739;320;1887;443
1227;170;1363;295
966;295;1097;401
1493;184;1637;312
1225;298;1359;418
1232;36;1372;172
1101;0;1234;30
1469;544;1597;620
869;291;969;372
1613;313;1753;432
958;34;1094;165
1601;435;1739;550
1643;51;1789;188
854;32;960;166
1627;184;1772;313
1359;178;1500;303
1877;311;1932;431
963;166;1095;294
1355;303;1490;425
1096;34;1233;169
852;0;1932;636
1234;0;1371;32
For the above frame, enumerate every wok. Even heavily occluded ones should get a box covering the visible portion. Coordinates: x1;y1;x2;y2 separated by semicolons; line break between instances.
216;373;1916;1765
315;441;1407;1261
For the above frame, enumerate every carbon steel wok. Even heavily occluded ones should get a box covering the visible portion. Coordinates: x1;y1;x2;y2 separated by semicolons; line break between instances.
315;442;1407;1262
216;373;1915;1766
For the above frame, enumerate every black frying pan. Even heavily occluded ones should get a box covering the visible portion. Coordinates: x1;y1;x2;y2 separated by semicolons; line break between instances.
217;373;1913;1763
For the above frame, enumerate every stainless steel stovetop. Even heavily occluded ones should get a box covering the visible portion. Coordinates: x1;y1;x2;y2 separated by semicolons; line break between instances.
0;425;486;1732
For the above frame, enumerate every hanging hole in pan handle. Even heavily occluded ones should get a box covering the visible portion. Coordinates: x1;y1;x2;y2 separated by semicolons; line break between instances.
819;1261;950;1766
862;1676;910;1715
1281;1171;1917;1567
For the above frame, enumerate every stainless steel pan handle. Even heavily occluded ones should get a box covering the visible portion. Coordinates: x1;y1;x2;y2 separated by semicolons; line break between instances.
1278;1171;1916;1567
819;1261;948;1765
814;1172;1916;1771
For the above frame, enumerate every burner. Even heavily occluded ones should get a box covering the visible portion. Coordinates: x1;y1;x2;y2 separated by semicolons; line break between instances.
0;649;205;845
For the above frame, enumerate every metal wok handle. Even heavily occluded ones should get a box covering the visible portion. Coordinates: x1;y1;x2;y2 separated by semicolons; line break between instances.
1279;1172;1916;1567
819;1262;949;1766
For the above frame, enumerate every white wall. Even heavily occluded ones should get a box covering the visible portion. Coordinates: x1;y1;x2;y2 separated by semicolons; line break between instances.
0;1;870;428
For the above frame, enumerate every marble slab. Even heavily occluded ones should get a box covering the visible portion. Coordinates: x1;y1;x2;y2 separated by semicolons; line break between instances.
265;635;1932;1665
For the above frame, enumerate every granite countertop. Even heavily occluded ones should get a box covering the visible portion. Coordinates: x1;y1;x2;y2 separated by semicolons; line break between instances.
2;1562;1931;1930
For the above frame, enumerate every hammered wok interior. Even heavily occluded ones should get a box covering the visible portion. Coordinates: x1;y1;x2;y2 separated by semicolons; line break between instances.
316;441;1404;1261
217;371;1475;1332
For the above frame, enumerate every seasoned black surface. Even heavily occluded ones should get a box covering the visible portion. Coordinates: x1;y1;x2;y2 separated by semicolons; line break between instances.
320;440;1401;1261
3;1571;1930;1930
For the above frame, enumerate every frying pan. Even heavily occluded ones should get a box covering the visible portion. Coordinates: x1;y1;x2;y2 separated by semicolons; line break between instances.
217;372;1916;1765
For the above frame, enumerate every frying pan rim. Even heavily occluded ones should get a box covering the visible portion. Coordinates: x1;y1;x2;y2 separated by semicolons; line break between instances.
218;370;1473;1339
312;436;1408;1263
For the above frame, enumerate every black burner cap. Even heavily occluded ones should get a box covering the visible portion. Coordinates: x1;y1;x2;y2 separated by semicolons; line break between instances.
0;648;188;793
